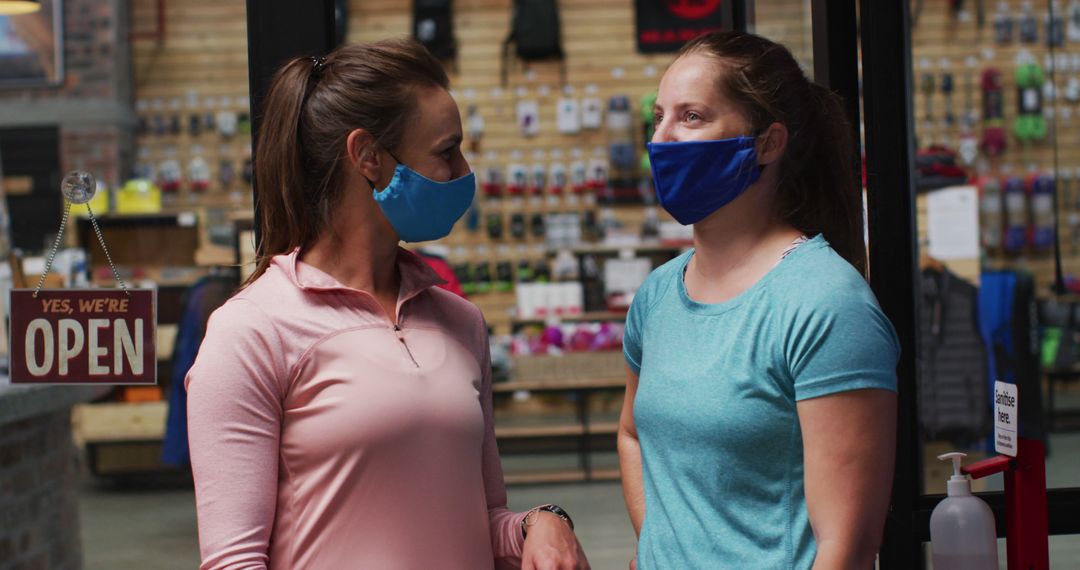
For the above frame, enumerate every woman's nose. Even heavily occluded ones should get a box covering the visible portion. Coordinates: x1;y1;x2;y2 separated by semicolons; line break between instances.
652;120;676;144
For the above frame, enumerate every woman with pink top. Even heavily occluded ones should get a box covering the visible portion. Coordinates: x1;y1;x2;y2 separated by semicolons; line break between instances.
185;38;589;570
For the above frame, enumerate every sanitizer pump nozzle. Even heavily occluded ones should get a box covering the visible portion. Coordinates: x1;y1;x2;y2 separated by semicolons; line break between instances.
930;452;999;569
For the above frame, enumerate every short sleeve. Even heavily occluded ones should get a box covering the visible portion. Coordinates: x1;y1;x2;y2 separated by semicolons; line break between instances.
786;293;900;402
623;287;648;375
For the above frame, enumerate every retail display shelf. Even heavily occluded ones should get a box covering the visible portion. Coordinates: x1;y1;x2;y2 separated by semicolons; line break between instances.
492;376;625;393
495;421;620;439
511;311;627;326
556;243;686;256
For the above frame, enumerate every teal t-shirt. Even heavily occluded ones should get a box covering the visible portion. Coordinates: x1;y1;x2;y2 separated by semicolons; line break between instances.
623;234;899;570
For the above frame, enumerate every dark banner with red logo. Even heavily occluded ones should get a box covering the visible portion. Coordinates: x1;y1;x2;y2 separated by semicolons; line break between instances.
9;289;157;385
635;0;732;53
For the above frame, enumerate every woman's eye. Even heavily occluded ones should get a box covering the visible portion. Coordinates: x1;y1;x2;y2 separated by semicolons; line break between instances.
685;112;702;122
653;114;663;127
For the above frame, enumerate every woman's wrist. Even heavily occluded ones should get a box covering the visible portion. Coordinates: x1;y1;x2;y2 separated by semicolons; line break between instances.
521;504;574;539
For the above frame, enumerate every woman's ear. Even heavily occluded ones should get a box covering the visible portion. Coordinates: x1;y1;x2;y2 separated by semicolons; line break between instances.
346;128;381;185
756;122;789;166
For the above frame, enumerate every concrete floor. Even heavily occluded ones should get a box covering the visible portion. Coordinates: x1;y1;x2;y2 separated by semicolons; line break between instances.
78;436;1080;570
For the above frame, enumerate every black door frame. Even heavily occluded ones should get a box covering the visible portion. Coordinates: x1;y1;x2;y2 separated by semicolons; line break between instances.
808;1;1080;568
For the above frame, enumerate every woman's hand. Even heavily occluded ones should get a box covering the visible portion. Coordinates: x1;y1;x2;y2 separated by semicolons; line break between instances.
629;556;636;569
521;512;591;570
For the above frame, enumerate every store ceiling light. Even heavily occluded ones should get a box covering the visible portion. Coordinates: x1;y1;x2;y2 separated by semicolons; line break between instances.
0;0;40;15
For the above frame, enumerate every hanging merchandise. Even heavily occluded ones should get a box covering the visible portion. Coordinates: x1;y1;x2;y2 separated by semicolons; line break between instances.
1066;76;1080;102
474;262;493;294
549;162;567;194
1048;0;1066;46
135;116;148;137
188;155;211;193
153;114;167;137
241;157;254;186
962;58;978;131
413;0;457;61
169;115;182;136
188;115;202;137
530;212;546;238
959;131;979;166
606;95;633;132
640;91;659;171
515;260;534;283
506;161;528;195
556;97;581;135
920;68;936;123
994;1;1015;43
482;165;504;198
1018;0;1038;43
529;162;547;196
587;156;610;194
510;213;527;240
581;97;603;129
1069;0;1080;41
980;68;1007;156
216;110;238;138
202;111;215;133
495;261;514;292
570;159;589;194
501;0;565;85
218;159;235;190
237;113;252;136
1003;175;1028;252
486;213;504;240
454;263;475;295
467;105;485;152
941;65;956;127
517;100;540;137
1013;57;1047;143
1029;173;1055;251
158;158;183;193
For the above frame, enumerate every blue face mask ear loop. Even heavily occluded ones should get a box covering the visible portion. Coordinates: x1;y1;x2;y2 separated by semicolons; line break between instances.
363;144;402;193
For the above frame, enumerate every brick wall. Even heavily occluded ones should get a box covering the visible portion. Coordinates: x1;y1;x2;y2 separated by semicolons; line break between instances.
0;410;83;570
0;0;132;187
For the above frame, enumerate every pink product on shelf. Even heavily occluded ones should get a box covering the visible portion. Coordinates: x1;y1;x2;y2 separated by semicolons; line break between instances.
542;325;565;350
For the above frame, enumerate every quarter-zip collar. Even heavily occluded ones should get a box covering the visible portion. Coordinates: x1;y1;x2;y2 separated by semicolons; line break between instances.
276;247;447;308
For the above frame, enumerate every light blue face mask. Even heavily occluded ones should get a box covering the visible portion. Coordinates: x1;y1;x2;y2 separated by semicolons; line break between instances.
370;158;476;243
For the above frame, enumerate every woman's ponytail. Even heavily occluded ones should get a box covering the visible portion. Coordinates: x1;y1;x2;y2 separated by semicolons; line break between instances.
247;57;317;286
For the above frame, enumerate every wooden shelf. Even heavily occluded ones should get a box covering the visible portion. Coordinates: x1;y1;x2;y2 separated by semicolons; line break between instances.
495;421;619;439
493;377;625;393
512;311;627;326
504;467;621;485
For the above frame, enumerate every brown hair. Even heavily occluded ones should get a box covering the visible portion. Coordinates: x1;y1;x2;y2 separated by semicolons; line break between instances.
246;38;449;286
679;31;867;275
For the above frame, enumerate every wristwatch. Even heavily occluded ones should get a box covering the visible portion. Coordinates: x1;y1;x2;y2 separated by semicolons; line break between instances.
521;504;575;539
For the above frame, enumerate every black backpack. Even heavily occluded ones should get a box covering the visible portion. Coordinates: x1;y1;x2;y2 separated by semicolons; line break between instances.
414;0;456;61
502;0;565;85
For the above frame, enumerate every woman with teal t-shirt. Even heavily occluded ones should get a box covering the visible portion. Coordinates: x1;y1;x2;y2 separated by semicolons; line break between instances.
618;31;900;570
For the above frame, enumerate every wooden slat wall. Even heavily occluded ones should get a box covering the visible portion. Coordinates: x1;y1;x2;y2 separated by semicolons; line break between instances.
127;0;813;326
911;0;1080;291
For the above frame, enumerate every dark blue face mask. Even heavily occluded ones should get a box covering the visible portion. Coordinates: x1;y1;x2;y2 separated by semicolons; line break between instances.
646;136;762;226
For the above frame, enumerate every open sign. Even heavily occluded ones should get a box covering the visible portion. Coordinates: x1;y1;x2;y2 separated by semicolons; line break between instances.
9;289;156;385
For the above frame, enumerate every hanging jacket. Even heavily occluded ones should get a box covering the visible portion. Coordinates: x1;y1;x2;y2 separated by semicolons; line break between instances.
918;267;992;446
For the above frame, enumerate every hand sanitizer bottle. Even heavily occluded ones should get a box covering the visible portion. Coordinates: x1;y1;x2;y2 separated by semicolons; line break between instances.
930;452;999;569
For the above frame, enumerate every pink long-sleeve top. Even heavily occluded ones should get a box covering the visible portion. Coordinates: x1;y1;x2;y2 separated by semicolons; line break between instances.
185;248;527;569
